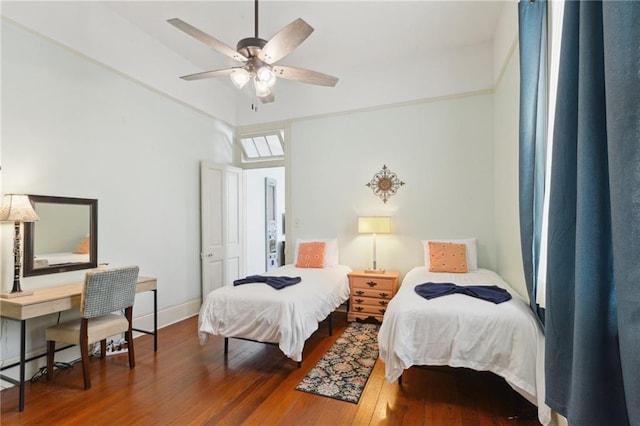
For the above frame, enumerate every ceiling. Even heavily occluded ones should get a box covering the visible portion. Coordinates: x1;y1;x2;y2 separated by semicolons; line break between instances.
1;1;506;126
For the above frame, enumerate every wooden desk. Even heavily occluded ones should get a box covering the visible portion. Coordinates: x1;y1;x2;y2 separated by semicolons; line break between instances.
0;276;157;411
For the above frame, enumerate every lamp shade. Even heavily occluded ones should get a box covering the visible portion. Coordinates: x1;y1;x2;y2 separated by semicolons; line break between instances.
0;194;39;222
230;68;251;89
358;216;391;234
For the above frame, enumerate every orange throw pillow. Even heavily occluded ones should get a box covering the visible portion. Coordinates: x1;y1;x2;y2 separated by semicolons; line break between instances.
295;241;326;268
73;235;90;254
428;242;468;273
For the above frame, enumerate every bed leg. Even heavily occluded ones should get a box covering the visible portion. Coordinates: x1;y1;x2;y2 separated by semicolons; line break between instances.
328;312;333;336
297;361;302;368
398;373;403;386
224;337;228;354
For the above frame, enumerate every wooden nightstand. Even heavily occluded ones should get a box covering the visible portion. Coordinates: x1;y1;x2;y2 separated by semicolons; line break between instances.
347;270;399;323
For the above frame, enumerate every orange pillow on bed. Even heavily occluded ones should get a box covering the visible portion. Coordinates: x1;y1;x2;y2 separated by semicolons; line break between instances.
428;242;468;273
73;235;90;254
295;242;326;268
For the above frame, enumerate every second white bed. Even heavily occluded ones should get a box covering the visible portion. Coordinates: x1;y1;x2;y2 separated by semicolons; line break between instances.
378;267;550;425
198;264;351;362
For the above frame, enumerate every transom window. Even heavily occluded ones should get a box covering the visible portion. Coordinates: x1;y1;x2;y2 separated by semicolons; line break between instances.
239;129;284;162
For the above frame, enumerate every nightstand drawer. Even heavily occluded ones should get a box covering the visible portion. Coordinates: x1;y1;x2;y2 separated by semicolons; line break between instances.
349;303;388;317
348;312;384;323
350;276;395;292
350;287;394;299
350;295;391;309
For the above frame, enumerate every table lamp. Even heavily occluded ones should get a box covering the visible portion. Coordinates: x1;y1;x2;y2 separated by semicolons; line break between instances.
0;194;40;298
358;216;391;273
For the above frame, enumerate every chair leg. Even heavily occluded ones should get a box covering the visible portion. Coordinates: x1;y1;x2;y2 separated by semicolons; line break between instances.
100;339;107;358
80;342;91;389
126;329;135;369
47;341;55;381
125;306;135;369
80;319;91;389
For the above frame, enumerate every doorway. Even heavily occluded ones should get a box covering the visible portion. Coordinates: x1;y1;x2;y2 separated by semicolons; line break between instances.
244;166;285;275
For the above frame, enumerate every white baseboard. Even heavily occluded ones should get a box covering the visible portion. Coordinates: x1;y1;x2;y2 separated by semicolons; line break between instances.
0;298;201;389
133;297;200;334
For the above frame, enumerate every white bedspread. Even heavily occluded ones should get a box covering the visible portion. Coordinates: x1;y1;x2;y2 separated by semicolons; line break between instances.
198;264;351;362
378;267;550;425
34;252;90;266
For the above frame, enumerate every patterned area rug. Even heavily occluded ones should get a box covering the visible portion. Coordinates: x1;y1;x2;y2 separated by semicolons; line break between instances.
295;322;379;404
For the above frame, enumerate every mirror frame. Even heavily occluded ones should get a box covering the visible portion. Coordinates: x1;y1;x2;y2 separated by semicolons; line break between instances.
23;195;98;277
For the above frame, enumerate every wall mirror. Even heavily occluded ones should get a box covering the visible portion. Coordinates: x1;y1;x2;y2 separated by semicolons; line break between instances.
23;195;98;277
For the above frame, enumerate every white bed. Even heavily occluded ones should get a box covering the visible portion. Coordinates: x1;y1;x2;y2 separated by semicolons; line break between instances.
378;267;551;425
198;263;351;362
34;252;90;268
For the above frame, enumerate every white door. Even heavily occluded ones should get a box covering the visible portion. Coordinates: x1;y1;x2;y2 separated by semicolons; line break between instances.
200;162;243;297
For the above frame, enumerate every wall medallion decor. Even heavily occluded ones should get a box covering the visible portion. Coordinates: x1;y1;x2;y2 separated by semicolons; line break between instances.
366;164;405;203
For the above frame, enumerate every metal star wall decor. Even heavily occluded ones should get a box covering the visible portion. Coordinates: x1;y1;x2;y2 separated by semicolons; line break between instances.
366;164;405;203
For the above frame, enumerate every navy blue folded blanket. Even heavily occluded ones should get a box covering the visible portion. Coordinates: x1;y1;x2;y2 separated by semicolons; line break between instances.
414;282;512;304
233;275;302;290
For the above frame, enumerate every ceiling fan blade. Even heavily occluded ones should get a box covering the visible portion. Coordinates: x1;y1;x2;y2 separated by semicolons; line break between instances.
273;66;339;87
168;18;248;63
180;68;237;81
258;18;314;64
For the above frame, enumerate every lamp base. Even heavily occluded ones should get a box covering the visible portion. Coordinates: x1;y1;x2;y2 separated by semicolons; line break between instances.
1;290;34;299
364;268;385;274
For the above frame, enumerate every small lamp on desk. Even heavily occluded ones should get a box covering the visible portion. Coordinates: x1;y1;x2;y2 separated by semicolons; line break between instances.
358;216;392;273
0;194;40;298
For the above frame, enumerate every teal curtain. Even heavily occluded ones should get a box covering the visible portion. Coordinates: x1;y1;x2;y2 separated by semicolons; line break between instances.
544;1;639;424
602;2;640;425
518;0;547;325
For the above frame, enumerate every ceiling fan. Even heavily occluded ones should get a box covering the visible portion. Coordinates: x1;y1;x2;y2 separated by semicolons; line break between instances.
168;0;339;106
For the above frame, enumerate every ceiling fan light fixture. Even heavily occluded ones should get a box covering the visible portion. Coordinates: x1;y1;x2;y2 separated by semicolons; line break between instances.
256;66;276;88
230;68;251;89
254;78;272;97
169;0;339;108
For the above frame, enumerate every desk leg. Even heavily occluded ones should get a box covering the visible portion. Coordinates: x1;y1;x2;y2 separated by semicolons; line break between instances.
19;319;26;411
153;289;158;352
132;289;158;351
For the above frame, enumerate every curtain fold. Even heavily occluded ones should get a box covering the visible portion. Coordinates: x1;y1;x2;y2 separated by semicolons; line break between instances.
518;0;547;325
544;1;638;424
602;3;640;425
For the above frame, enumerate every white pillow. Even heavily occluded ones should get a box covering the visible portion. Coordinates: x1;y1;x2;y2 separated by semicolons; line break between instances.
422;238;478;271
295;238;339;267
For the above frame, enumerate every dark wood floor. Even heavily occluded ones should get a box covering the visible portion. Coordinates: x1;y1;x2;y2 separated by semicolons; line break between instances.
1;314;541;425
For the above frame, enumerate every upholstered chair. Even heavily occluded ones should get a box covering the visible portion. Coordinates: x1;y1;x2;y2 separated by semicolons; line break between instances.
46;266;139;389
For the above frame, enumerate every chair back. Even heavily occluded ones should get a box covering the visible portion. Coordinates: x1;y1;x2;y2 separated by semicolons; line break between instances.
81;266;140;319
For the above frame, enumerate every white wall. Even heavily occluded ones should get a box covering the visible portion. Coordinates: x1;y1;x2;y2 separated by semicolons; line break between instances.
493;46;527;299
287;93;495;280
491;1;527;300
0;20;234;377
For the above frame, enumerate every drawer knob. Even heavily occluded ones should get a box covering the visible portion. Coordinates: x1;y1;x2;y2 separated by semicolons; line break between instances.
366;281;378;287
355;298;364;304
355;290;364;296
379;309;386;314
355;306;364;312
379;292;389;298
378;300;388;306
